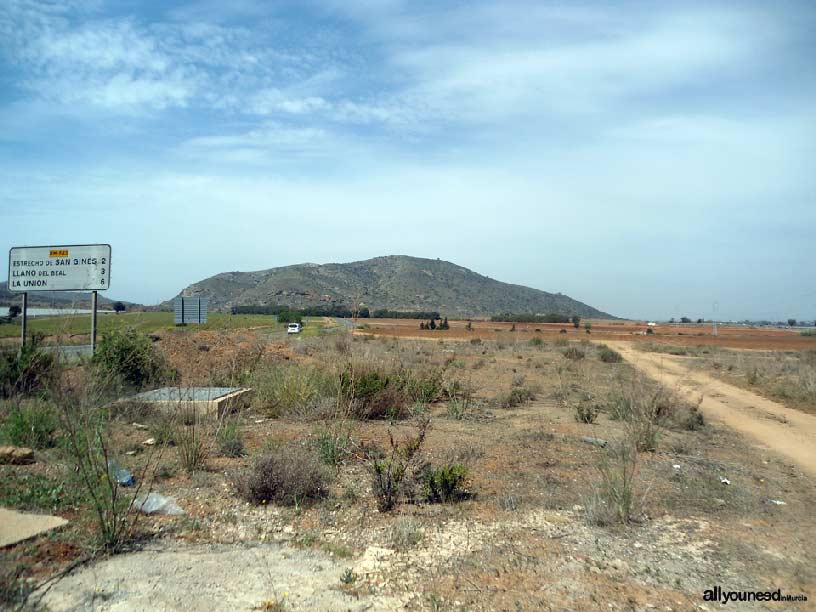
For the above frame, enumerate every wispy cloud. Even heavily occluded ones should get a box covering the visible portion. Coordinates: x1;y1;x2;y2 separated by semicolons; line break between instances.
1;0;814;319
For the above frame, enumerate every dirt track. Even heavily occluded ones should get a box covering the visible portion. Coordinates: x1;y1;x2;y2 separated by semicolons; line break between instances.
610;342;816;478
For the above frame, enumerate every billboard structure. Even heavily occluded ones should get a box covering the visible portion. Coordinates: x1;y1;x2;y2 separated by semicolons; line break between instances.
174;297;209;325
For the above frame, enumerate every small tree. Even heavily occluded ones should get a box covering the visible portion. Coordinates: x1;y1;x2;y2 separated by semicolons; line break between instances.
572;315;581;329
8;305;21;319
419;322;426;330
788;319;797;327
439;317;449;330
465;320;473;332
680;317;691;324
113;301;126;314
696;318;703;324
585;321;592;334
429;319;436;330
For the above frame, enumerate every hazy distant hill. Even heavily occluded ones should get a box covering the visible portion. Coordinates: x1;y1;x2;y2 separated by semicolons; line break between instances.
0;283;137;310
168;256;613;318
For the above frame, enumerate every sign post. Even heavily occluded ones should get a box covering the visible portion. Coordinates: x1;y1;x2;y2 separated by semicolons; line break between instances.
91;290;98;351
7;244;111;354
20;292;27;348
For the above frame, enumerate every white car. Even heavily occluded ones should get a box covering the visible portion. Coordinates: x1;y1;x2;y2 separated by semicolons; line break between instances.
287;322;302;334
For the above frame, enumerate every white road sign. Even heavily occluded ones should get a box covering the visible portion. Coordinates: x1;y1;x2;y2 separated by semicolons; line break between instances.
8;244;111;292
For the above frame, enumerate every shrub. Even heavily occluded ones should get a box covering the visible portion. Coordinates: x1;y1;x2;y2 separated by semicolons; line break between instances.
57;383;162;551
92;328;174;391
403;369;443;404
174;408;210;472
585;440;639;526
574;402;599;424
339;367;411;420
598;346;623;363
0;399;59;448
0;563;34;611
361;417;428;512
387;516;423;550
314;426;352;467
217;422;244;458
421;463;468;503
239;443;330;507
528;337;544;348
495;386;536;409
0;338;55;398
251;364;333;418
562;347;585;361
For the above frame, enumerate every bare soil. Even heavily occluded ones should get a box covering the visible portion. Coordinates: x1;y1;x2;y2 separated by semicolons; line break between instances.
4;331;815;611
611;342;816;477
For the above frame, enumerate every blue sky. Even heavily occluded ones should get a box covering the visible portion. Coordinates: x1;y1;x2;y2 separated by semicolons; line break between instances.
1;0;814;320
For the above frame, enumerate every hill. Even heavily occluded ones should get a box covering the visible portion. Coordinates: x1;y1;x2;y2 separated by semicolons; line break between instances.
168;256;613;318
0;283;138;310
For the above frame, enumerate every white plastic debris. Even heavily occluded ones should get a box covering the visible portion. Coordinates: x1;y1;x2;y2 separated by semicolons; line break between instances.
720;477;731;485
769;499;786;506
672;464;681;470
135;492;185;515
142;438;156;446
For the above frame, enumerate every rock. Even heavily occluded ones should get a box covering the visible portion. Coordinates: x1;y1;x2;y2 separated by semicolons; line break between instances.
0;446;35;465
580;436;608;448
143;438;156;446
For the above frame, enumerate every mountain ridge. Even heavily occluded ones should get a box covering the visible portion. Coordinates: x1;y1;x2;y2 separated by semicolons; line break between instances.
168;255;614;318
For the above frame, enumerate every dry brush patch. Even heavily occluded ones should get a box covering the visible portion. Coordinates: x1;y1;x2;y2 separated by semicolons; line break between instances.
2;329;814;611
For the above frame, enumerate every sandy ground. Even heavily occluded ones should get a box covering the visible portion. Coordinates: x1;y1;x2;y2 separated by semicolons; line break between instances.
40;542;403;611
610;342;816;478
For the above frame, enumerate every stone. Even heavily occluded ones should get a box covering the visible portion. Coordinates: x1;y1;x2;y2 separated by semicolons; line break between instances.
0;446;35;465
580;436;608;448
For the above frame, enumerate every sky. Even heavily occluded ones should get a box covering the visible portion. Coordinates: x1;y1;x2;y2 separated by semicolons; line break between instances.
1;0;814;321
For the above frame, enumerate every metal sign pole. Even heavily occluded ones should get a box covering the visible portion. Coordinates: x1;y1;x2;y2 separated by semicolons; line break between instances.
91;290;98;354
21;292;27;348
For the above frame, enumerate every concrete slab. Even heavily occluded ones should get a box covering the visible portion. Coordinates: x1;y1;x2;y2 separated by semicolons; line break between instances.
123;386;252;418
0;508;68;548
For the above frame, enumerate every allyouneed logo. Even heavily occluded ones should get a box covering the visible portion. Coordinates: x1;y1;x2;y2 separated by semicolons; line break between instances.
703;586;808;605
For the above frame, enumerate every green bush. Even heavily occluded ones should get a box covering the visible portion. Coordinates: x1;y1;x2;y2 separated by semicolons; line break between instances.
528;337;544;348
314;427;351;466
585;440;639;525
574;402;599;424
495;386;536;409
217;422;244;458
92;328;175;390
0;338;55;399
422;463;468;503
340;367;412;420
598;346;623;363
404;369;444;403
251;364;334;418
363;418;429;512
0;400;59;448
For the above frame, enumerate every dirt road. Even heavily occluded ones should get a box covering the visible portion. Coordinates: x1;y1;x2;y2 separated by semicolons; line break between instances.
610;342;816;477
